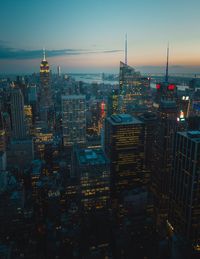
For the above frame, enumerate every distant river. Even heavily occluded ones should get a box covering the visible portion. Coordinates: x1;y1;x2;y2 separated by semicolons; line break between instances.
72;74;189;90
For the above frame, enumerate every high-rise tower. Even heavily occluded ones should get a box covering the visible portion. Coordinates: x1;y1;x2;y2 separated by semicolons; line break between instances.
11;87;26;140
40;48;50;87
155;45;177;104
39;49;52;124
169;131;200;252
61;95;86;147
104;114;145;197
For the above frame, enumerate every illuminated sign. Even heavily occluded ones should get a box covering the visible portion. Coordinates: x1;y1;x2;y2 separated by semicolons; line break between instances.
156;84;161;89
182;96;189;100
177;110;185;122
168;84;175;90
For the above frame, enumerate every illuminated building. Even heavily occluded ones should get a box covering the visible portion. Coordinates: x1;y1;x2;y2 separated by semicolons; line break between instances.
104;114;145;199
155;46;177;105
10;87;26;140
61;95;86;147
169;131;200;250
24;105;33;136
119;62;149;113
39;49;52;123
155;82;177;104
40;49;50;89
75;148;110;211
97;101;106;134
178;95;190;118
107;89;119;116
33;127;53;160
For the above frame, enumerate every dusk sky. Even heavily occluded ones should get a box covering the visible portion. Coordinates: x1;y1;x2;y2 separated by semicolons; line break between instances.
1;0;200;74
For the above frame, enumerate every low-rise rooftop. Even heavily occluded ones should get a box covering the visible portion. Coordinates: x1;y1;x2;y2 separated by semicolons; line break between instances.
109;114;142;125
77;148;108;166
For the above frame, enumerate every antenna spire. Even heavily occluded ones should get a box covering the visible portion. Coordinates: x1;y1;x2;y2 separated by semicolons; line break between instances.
125;33;127;65
165;43;169;82
43;47;46;61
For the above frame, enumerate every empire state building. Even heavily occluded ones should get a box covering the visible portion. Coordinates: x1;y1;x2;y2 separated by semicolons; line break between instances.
40;48;50;87
39;49;52;124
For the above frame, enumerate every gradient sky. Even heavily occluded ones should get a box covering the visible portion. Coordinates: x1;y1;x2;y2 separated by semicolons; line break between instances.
1;0;200;74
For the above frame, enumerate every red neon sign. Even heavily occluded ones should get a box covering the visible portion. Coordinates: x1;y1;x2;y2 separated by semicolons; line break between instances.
168;84;175;90
156;84;161;89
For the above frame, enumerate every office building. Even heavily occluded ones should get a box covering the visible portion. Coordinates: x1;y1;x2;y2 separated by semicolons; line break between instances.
119;62;149;113
39;49;52;123
152;100;178;228
10;87;26;140
104;114;145;199
61;95;86;147
169;131;200;251
75;148;110;211
107;89;119;116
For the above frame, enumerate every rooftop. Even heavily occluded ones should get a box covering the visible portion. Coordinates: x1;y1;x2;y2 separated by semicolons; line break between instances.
109;114;142;125
77;148;108;166
179;131;200;141
160;100;177;109
61;95;86;100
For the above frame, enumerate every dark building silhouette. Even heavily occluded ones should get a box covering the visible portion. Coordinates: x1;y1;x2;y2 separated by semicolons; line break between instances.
169;131;200;252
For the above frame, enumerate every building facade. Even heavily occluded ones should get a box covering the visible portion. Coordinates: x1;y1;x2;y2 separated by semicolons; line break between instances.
169;131;200;249
11;87;26;140
61;95;86;147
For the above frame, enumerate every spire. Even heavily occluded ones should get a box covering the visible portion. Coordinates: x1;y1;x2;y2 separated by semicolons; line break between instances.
125;33;127;65
165;43;169;82
43;47;46;61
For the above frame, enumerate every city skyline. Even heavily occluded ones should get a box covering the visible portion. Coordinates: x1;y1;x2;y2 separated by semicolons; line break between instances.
1;0;200;74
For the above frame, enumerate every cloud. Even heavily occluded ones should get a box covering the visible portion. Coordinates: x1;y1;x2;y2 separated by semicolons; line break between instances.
0;44;123;60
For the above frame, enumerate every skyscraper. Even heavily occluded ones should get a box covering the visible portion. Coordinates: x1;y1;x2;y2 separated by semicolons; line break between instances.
104;114;145;198
39;49;52;123
40;49;50;88
74;148;110;211
169;131;200;251
152;100;179;231
107;89;119;116
61;95;86;147
151;47;185;232
119;62;149;113
155;46;177;104
10;87;26;140
139;112;157;185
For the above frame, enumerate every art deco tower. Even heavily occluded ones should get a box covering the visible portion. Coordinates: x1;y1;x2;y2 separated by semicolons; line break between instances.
40;48;50;88
39;49;52;123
